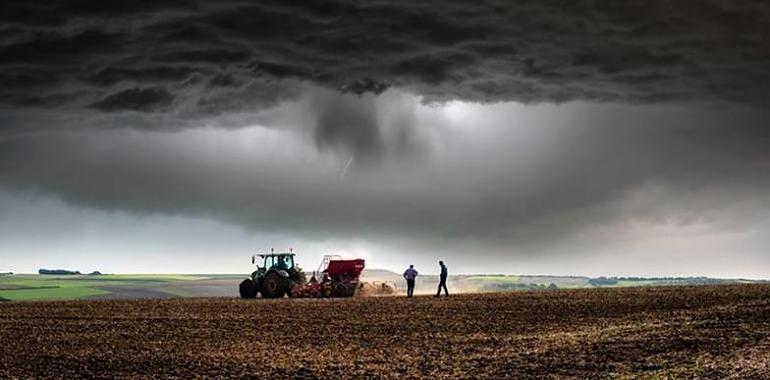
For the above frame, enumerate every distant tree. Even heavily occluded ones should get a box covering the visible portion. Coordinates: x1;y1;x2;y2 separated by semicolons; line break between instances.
548;283;558;289
38;269;81;275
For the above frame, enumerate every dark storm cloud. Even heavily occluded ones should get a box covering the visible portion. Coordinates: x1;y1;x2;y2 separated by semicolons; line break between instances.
90;87;175;112
85;66;204;86
1;0;770;266
0;103;767;252
1;0;769;133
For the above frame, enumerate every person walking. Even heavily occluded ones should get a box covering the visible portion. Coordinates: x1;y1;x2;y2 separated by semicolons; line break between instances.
403;265;418;298
435;260;448;297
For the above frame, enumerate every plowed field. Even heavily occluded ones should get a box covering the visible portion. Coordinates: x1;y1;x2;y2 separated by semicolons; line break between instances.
2;285;770;379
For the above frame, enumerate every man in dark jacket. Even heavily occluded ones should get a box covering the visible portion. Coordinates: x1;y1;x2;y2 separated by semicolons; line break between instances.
435;260;448;297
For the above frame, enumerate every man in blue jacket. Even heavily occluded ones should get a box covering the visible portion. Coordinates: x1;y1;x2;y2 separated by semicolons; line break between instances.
435;260;448;297
403;265;418;298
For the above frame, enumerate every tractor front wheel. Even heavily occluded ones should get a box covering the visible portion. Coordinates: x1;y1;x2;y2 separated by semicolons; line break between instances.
261;271;288;298
239;278;257;299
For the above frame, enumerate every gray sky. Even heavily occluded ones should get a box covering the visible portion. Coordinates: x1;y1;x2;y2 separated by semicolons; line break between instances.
1;0;769;276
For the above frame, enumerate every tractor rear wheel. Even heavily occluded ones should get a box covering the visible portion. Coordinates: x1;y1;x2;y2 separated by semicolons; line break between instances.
239;278;257;299
261;271;288;298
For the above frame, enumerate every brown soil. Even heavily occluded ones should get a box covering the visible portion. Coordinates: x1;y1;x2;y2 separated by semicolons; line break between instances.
1;284;769;379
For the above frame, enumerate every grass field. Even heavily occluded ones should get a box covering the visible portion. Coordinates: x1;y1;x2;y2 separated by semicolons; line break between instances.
476;275;592;288
0;274;240;300
0;286;109;301
1;284;769;378
466;275;521;283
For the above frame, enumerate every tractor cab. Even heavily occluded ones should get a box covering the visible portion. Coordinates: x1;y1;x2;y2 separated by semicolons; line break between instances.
253;253;295;271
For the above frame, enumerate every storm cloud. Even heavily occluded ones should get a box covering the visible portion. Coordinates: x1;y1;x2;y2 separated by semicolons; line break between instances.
1;0;769;275
1;100;768;255
1;0;769;134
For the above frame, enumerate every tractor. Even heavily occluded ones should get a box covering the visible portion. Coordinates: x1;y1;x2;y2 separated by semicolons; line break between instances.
239;250;303;298
239;250;365;299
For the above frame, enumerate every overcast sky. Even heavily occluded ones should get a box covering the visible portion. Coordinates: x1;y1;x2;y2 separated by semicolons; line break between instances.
1;0;769;277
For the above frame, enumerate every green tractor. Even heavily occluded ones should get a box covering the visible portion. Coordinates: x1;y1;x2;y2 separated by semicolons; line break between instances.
239;251;304;298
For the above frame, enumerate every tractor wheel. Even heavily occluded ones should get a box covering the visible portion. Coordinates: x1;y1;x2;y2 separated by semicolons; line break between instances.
334;282;356;297
239;278;257;299
261;271;288;298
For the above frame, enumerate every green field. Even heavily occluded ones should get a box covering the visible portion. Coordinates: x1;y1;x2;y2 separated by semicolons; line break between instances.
0;286;109;301
466;275;521;283
0;274;241;301
615;280;661;287
463;275;591;289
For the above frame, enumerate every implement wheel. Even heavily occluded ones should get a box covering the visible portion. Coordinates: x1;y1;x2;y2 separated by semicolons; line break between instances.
239;278;257;299
261;271;287;298
333;282;356;297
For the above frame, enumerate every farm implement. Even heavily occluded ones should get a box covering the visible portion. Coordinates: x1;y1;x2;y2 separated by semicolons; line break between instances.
239;250;365;298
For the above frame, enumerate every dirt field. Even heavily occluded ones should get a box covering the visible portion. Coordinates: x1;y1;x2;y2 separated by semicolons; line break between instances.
1;285;770;379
